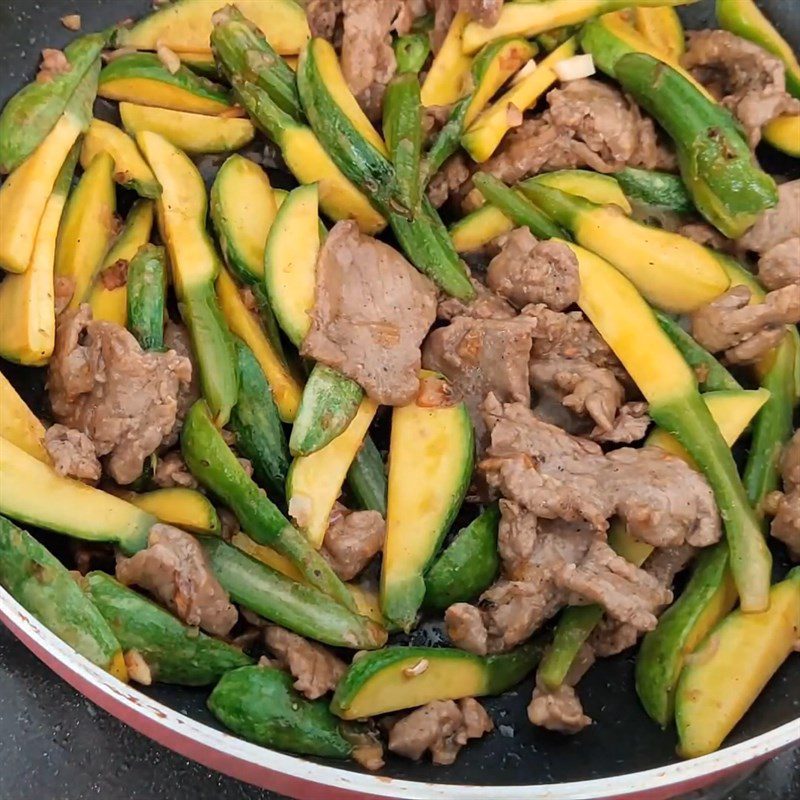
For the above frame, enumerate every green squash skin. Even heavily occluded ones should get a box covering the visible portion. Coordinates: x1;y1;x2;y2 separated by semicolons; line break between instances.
346;436;387;516
177;280;238;428
98;53;233;107
85;572;252;686
423;504;500;611
654;311;742;393
181;401;356;612
202;538;386;649
208;666;352;758
475;173;567;240
229;338;290;501
297;41;400;217
614;167;695;214
0;31;108;174
210;5;302;120
127;244;166;351
651;390;771;612
0;516;121;670
290;364;363;456
613;54;777;238
536;604;604;691
330;641;544;718
635;543;735;727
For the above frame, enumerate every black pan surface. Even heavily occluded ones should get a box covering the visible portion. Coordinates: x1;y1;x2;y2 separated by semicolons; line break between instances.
0;0;798;787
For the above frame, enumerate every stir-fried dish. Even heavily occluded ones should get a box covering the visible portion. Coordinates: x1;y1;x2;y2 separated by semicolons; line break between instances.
0;0;799;770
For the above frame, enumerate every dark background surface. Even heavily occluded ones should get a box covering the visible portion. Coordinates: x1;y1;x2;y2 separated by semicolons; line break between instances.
0;0;799;798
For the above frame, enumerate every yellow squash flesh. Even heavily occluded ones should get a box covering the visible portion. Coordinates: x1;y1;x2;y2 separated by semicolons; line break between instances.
633;6;685;60
80;118;160;197
88;199;155;326
55;151;117;309
535;170;632;213
121;488;220;535
462;37;577;162
286;397;379;548
675;571;800;758
573;206;730;313
120;102;255;154
0;375;49;463
99;78;234;115
0;113;83;274
216;269;302;422
762;114;800;157
450;205;515;252
421;12;473;107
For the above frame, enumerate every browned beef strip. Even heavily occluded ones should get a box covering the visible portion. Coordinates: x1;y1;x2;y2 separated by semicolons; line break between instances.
47;305;192;485
319;502;385;581
682;30;800;146
153;450;199;489
758;238;800;291
301;220;437;406
677;221;736;253
437;278;517;322
591;401;650;444
738;181;800;255
306;0;341;38
388;698;492;764
429;0;456;54
115;524;237;636
770;431;800;560
43;424;101;483
459;0;502;26
487;228;580;311
690;284;800;365
481;397;721;548
422;315;533;448
427;153;472;209
340;0;400;121
263;625;347;699
162;320;200;448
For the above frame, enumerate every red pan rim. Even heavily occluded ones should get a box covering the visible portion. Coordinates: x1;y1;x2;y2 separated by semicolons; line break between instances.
1;587;797;800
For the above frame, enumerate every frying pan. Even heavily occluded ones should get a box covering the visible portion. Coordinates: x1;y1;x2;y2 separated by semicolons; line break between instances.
0;1;798;798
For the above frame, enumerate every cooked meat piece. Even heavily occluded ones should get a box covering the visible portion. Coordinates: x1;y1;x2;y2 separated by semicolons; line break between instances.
341;0;399;121
530;358;625;434
388;698;492;765
351;736;386;771
487;228;580;311
422;315;533;448
99;259;128;290
677;221;736;253
319;502;385;581
263;625;347;699
54;276;75;316
557;539;672;632
429;0;456;54
44;424;101;483
116;524;237;636
445;601;490;654
422;103;454;139
428;153;472;209
607;447;720;548
162;320;200;447
482;79;675;187
48;305;192;485
306;0;342;39
394;0;429;35
528;644;594;734
682;30;800;146
481;397;720;548
643;544;697;593
738;181;800;255
301;220;437;406
588;614;641;658
770;431;800;560
757;238;800;291
459;0;502;26
437;279;517;322
591;401;650;444
481;396;612;529
36;48;70;83
690;284;800;365
153;450;198;489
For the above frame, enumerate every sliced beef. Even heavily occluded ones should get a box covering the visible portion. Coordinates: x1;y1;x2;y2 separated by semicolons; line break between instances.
48;305;192;485
429;0;456;54
43;424;101;483
487;227;580;311
301;220;437;406
528;644;594;734
459;0;502;26
738;181;800;255
162;320;200;447
153;450;199;489
428;153;472;209
306;0;342;39
591;401;650;444
340;0;399;121
682;30;800;146
319;502;385;581
678;221;736;253
437;278;517;322
422;315;533;448
770;431;800;560
116;524;237;636
388;698;493;765
482;79;675;188
758;238;800;291
263;625;347;699
690;284;800;365
54;276;75;316
481;397;720;547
